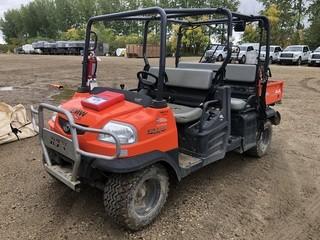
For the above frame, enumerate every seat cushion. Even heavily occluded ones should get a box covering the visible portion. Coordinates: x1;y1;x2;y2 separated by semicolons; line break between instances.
168;103;202;123
231;98;247;111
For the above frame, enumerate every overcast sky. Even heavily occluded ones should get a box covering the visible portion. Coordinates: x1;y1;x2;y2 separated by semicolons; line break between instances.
0;0;263;44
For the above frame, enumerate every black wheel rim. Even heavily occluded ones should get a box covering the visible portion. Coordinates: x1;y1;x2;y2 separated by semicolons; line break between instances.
133;178;161;216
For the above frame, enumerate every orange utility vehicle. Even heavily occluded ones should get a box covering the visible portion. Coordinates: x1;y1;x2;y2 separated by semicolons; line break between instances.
32;7;282;230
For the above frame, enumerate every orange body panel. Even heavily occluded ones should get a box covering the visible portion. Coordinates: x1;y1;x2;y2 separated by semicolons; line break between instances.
49;92;178;158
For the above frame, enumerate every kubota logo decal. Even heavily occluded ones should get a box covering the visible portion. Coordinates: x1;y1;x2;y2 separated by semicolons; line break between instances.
147;126;167;135
70;108;87;119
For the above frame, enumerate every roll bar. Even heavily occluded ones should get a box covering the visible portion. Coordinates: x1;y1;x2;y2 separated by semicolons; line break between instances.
79;7;270;117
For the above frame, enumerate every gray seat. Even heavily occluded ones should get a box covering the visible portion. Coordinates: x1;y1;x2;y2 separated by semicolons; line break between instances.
149;67;213;90
168;103;202;123
148;67;212;123
230;98;247;111
178;62;221;71
225;64;257;82
176;63;257;112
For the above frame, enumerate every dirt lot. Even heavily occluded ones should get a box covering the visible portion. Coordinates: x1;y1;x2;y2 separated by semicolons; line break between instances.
0;54;319;240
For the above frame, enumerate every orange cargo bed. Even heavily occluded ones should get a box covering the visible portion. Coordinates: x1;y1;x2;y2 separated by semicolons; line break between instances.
262;80;284;105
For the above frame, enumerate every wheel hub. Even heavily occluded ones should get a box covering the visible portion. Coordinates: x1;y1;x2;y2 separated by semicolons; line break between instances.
134;178;161;216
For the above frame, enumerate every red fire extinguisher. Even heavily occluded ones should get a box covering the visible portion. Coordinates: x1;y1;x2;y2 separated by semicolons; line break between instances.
87;51;98;89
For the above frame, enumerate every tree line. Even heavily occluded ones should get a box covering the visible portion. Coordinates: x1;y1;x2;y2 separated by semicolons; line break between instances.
0;0;319;53
242;0;320;49
0;0;239;53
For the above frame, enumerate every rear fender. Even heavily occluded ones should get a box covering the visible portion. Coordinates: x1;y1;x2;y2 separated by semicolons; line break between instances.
266;108;281;125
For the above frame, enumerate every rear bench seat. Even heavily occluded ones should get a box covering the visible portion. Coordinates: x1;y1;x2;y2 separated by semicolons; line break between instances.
177;62;257;111
148;63;256;122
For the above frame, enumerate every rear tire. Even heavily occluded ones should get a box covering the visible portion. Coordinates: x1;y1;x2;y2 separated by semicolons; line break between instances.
103;164;169;231
246;121;272;158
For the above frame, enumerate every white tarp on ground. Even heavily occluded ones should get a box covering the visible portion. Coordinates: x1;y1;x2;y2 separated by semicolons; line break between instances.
0;102;37;145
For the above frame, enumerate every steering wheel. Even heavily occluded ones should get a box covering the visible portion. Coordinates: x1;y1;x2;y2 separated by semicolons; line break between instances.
137;71;159;89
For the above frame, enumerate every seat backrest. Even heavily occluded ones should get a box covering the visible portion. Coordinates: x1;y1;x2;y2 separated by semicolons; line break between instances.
178;62;221;71
178;62;257;83
149;67;213;90
225;64;257;82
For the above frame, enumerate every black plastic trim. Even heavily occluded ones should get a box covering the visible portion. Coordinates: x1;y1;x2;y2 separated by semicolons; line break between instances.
89;149;181;180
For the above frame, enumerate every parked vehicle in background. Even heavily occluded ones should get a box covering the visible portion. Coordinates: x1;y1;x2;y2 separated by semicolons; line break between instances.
308;46;320;66
235;44;258;64
279;45;310;65
260;45;282;63
210;44;227;61
204;43;220;57
16;44;35;54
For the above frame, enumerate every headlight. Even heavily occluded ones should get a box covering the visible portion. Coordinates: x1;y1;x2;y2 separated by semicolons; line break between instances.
51;105;61;122
99;121;137;144
51;112;57;122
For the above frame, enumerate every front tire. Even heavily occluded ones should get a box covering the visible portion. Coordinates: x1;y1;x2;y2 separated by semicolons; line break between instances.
297;57;302;65
246;121;272;157
103;164;169;231
217;54;223;61
240;55;246;64
269;56;273;64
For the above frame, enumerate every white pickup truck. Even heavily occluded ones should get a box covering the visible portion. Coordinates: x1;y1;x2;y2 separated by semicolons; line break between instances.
260;45;282;63
308;46;320;66
212;45;228;61
279;45;311;65
204;44;227;61
233;44;258;64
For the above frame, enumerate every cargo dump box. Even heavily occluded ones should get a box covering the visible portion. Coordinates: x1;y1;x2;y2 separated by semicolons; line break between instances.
263;80;284;105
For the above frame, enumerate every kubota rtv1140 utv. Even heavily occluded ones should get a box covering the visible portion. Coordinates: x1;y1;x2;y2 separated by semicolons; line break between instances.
31;7;283;230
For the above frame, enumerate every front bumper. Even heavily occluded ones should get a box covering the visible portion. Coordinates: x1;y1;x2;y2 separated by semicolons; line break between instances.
309;59;320;65
279;57;299;63
31;103;121;190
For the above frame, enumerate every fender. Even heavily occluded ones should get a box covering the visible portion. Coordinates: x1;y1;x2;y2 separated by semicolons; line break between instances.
90;149;182;180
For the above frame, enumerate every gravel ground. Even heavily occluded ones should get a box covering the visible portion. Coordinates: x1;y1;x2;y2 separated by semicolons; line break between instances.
0;55;319;240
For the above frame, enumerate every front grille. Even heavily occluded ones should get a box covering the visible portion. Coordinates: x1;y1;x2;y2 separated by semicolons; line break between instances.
312;54;320;59
281;53;293;58
58;117;86;135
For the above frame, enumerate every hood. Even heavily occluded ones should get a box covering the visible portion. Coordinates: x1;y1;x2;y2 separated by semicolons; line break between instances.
281;51;301;55
58;93;143;130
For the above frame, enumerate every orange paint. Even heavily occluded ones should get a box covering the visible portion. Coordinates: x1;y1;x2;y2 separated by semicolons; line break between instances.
50;92;178;158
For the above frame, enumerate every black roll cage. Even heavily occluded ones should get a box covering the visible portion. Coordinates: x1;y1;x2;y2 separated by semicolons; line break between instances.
80;7;270;113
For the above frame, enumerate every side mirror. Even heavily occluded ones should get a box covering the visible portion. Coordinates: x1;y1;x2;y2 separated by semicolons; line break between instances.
234;21;246;32
89;31;98;51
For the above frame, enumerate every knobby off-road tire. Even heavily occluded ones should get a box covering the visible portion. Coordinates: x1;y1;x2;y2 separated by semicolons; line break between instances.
103;164;169;231
246;121;272;158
